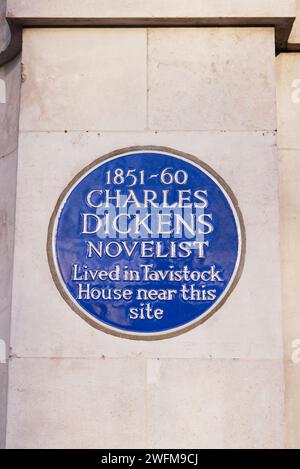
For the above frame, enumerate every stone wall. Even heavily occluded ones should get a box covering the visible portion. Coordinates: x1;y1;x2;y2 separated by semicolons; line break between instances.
0;0;21;449
4;27;284;448
277;51;300;448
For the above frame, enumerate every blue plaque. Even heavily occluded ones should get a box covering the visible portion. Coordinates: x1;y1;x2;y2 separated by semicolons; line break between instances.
48;146;245;339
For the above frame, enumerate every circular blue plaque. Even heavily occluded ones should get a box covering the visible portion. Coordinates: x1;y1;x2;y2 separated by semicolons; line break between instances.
48;146;245;340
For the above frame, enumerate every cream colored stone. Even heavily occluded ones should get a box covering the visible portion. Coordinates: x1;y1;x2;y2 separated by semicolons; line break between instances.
278;149;300;448
279;149;300;357
147;358;284;448
19;29;147;131
8;24;284;450
11;130;282;360
284;361;300;448
6;357;146;448
277;66;300;448
288;0;300;43
148;28;276;131
6;0;296;19
19;28;278;133
0;363;8;448
276;54;300;149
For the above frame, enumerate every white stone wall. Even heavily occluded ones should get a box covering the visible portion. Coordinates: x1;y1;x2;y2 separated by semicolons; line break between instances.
6;0;296;19
277;52;300;448
288;0;300;44
6;27;284;448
